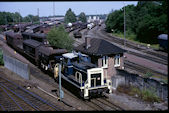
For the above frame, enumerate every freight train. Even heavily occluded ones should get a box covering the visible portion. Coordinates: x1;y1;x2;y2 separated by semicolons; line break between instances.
5;31;67;72
5;30;111;99
65;21;87;33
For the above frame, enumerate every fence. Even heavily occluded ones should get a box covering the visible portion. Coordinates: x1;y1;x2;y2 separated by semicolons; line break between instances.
116;69;168;101
3;54;30;80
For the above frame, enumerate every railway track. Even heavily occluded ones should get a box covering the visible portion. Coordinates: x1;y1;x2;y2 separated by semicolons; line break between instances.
0;74;62;111
30;66;124;110
124;60;167;79
95;97;124;110
98;25;168;65
85;25;167;80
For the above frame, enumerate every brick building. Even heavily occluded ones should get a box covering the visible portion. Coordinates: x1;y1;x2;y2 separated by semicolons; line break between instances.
74;36;126;82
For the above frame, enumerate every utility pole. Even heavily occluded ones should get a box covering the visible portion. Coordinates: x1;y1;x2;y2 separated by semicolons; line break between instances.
123;2;126;48
18;9;21;33
59;58;64;101
37;8;40;24
53;2;55;17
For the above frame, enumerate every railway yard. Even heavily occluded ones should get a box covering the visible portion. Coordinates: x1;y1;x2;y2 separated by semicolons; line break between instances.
0;21;168;111
82;24;168;82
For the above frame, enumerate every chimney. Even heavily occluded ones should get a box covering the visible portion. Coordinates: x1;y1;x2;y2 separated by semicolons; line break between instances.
85;36;91;49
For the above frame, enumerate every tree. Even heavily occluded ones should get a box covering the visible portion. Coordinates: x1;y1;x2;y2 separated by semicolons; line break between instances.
23;14;39;23
105;1;168;44
47;25;74;51
0;11;22;25
78;12;87;22
64;8;77;24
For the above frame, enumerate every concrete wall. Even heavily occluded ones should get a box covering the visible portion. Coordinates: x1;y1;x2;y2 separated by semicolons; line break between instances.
3;54;30;80
116;69;168;101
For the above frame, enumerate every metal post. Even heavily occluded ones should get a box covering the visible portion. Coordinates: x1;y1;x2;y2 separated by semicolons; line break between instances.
59;58;64;100
53;2;55;17
37;8;40;24
18;9;21;33
123;2;126;48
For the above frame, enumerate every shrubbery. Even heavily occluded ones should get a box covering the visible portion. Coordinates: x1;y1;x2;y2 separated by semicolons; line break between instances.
0;48;4;65
117;85;161;102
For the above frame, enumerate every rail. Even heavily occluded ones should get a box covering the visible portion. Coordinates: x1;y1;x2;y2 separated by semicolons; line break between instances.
0;75;62;111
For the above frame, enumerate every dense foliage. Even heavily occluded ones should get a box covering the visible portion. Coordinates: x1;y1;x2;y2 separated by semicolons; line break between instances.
47;25;74;51
105;1;168;44
78;12;87;22
0;48;4;65
0;12;39;25
64;8;77;24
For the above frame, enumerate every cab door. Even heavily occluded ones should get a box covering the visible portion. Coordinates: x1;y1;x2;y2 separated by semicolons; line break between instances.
87;68;103;88
91;73;101;87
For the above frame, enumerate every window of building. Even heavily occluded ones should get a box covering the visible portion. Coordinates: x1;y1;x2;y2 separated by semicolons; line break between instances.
114;54;120;67
102;56;108;68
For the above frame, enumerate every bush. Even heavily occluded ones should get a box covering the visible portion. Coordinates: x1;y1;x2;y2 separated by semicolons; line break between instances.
0;48;4;65
47;25;74;52
144;71;153;78
117;85;161;102
140;89;160;102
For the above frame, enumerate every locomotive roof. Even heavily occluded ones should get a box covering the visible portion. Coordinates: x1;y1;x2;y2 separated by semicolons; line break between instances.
73;61;97;70
22;32;46;38
74;38;126;56
23;39;42;48
62;52;78;59
39;46;67;56
5;32;22;39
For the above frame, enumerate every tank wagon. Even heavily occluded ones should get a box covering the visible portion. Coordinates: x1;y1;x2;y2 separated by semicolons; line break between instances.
157;34;168;51
61;52;110;99
65;22;87;33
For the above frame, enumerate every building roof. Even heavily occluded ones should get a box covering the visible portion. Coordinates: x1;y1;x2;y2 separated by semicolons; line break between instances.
74;38;126;56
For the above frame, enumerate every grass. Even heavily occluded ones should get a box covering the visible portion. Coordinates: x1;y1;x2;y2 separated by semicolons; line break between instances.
143;71;153;78
112;31;160;50
117;85;161;103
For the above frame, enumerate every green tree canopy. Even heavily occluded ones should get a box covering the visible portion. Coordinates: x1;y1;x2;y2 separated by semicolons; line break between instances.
0;11;39;25
78;12;87;22
23;14;39;23
0;11;22;25
47;25;74;51
105;1;168;44
64;8;77;24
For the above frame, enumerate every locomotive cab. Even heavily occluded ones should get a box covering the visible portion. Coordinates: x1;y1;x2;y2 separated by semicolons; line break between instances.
62;52;110;99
